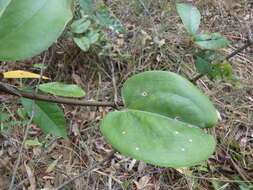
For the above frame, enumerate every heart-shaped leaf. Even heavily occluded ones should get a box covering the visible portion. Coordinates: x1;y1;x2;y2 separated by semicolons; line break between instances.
176;3;201;35
39;82;86;98
0;0;72;61
101;110;216;167
122;71;218;128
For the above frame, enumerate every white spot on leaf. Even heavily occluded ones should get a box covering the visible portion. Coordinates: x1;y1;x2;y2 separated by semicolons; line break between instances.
175;131;179;135
141;91;148;96
189;139;193;142
181;148;185;151
122;131;126;134
135;147;140;151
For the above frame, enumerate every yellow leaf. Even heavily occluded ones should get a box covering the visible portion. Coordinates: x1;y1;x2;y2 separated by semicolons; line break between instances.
3;70;49;79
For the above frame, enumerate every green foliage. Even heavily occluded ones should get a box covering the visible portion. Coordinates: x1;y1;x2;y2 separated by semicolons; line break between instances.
70;15;111;53
194;51;237;82
0;0;72;61
101;71;218;167
21;89;67;139
70;16;91;34
176;3;201;35
0;0;11;17
0;113;11;123
194;33;230;50
176;3;229;51
38;82;86;98
101;110;215;168
122;71;218;128
176;3;234;83
78;0;125;34
25;140;42;146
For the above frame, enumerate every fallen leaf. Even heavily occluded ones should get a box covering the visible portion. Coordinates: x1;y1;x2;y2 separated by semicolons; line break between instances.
134;175;151;190
46;155;62;173
3;70;49;79
24;162;36;190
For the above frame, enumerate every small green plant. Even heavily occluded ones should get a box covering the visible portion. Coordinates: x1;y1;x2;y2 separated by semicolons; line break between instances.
176;3;236;82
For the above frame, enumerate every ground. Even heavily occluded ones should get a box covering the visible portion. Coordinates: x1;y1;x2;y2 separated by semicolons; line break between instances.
0;0;253;189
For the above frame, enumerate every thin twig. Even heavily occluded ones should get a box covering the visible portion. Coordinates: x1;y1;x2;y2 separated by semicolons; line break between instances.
8;54;47;189
8;101;34;190
0;82;123;107
53;150;116;190
190;40;253;83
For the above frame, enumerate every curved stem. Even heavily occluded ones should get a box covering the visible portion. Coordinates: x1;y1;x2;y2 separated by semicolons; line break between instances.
190;40;253;83
0;82;123;107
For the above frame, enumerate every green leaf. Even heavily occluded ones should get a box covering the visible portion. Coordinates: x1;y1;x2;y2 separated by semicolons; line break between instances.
79;0;125;34
39;82;86;98
194;56;221;80
0;113;11;122
21;89;67;139
73;30;99;51
101;110;216;168
194;33;229;50
0;0;73;61
74;36;91;51
70;17;91;34
122;71;218;128
176;3;201;35
25;140;42;146
0;0;11;17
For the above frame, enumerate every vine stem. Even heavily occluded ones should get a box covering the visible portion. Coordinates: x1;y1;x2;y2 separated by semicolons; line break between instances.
0;82;123;107
53;150;116;190
190;40;253;83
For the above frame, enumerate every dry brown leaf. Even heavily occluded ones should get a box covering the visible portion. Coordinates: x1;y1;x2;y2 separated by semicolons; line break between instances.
46;156;62;173
24;162;36;190
134;175;151;190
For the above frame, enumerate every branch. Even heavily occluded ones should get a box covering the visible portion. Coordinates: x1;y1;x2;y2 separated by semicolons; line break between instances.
0;82;123;107
53;150;116;190
190;40;253;83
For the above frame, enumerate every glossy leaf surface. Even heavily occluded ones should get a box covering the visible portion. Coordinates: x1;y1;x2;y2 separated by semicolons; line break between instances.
101;110;216;167
39;82;86;98
122;71;218;128
0;0;72;61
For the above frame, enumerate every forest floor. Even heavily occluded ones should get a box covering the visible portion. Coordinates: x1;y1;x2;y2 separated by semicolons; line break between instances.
0;0;253;189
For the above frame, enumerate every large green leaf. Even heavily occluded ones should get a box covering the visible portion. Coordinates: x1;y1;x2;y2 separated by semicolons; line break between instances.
21;89;67;139
176;3;201;35
0;0;11;17
194;33;229;50
122;71;218;128
0;0;72;61
38;82;86;98
101;110;216;167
